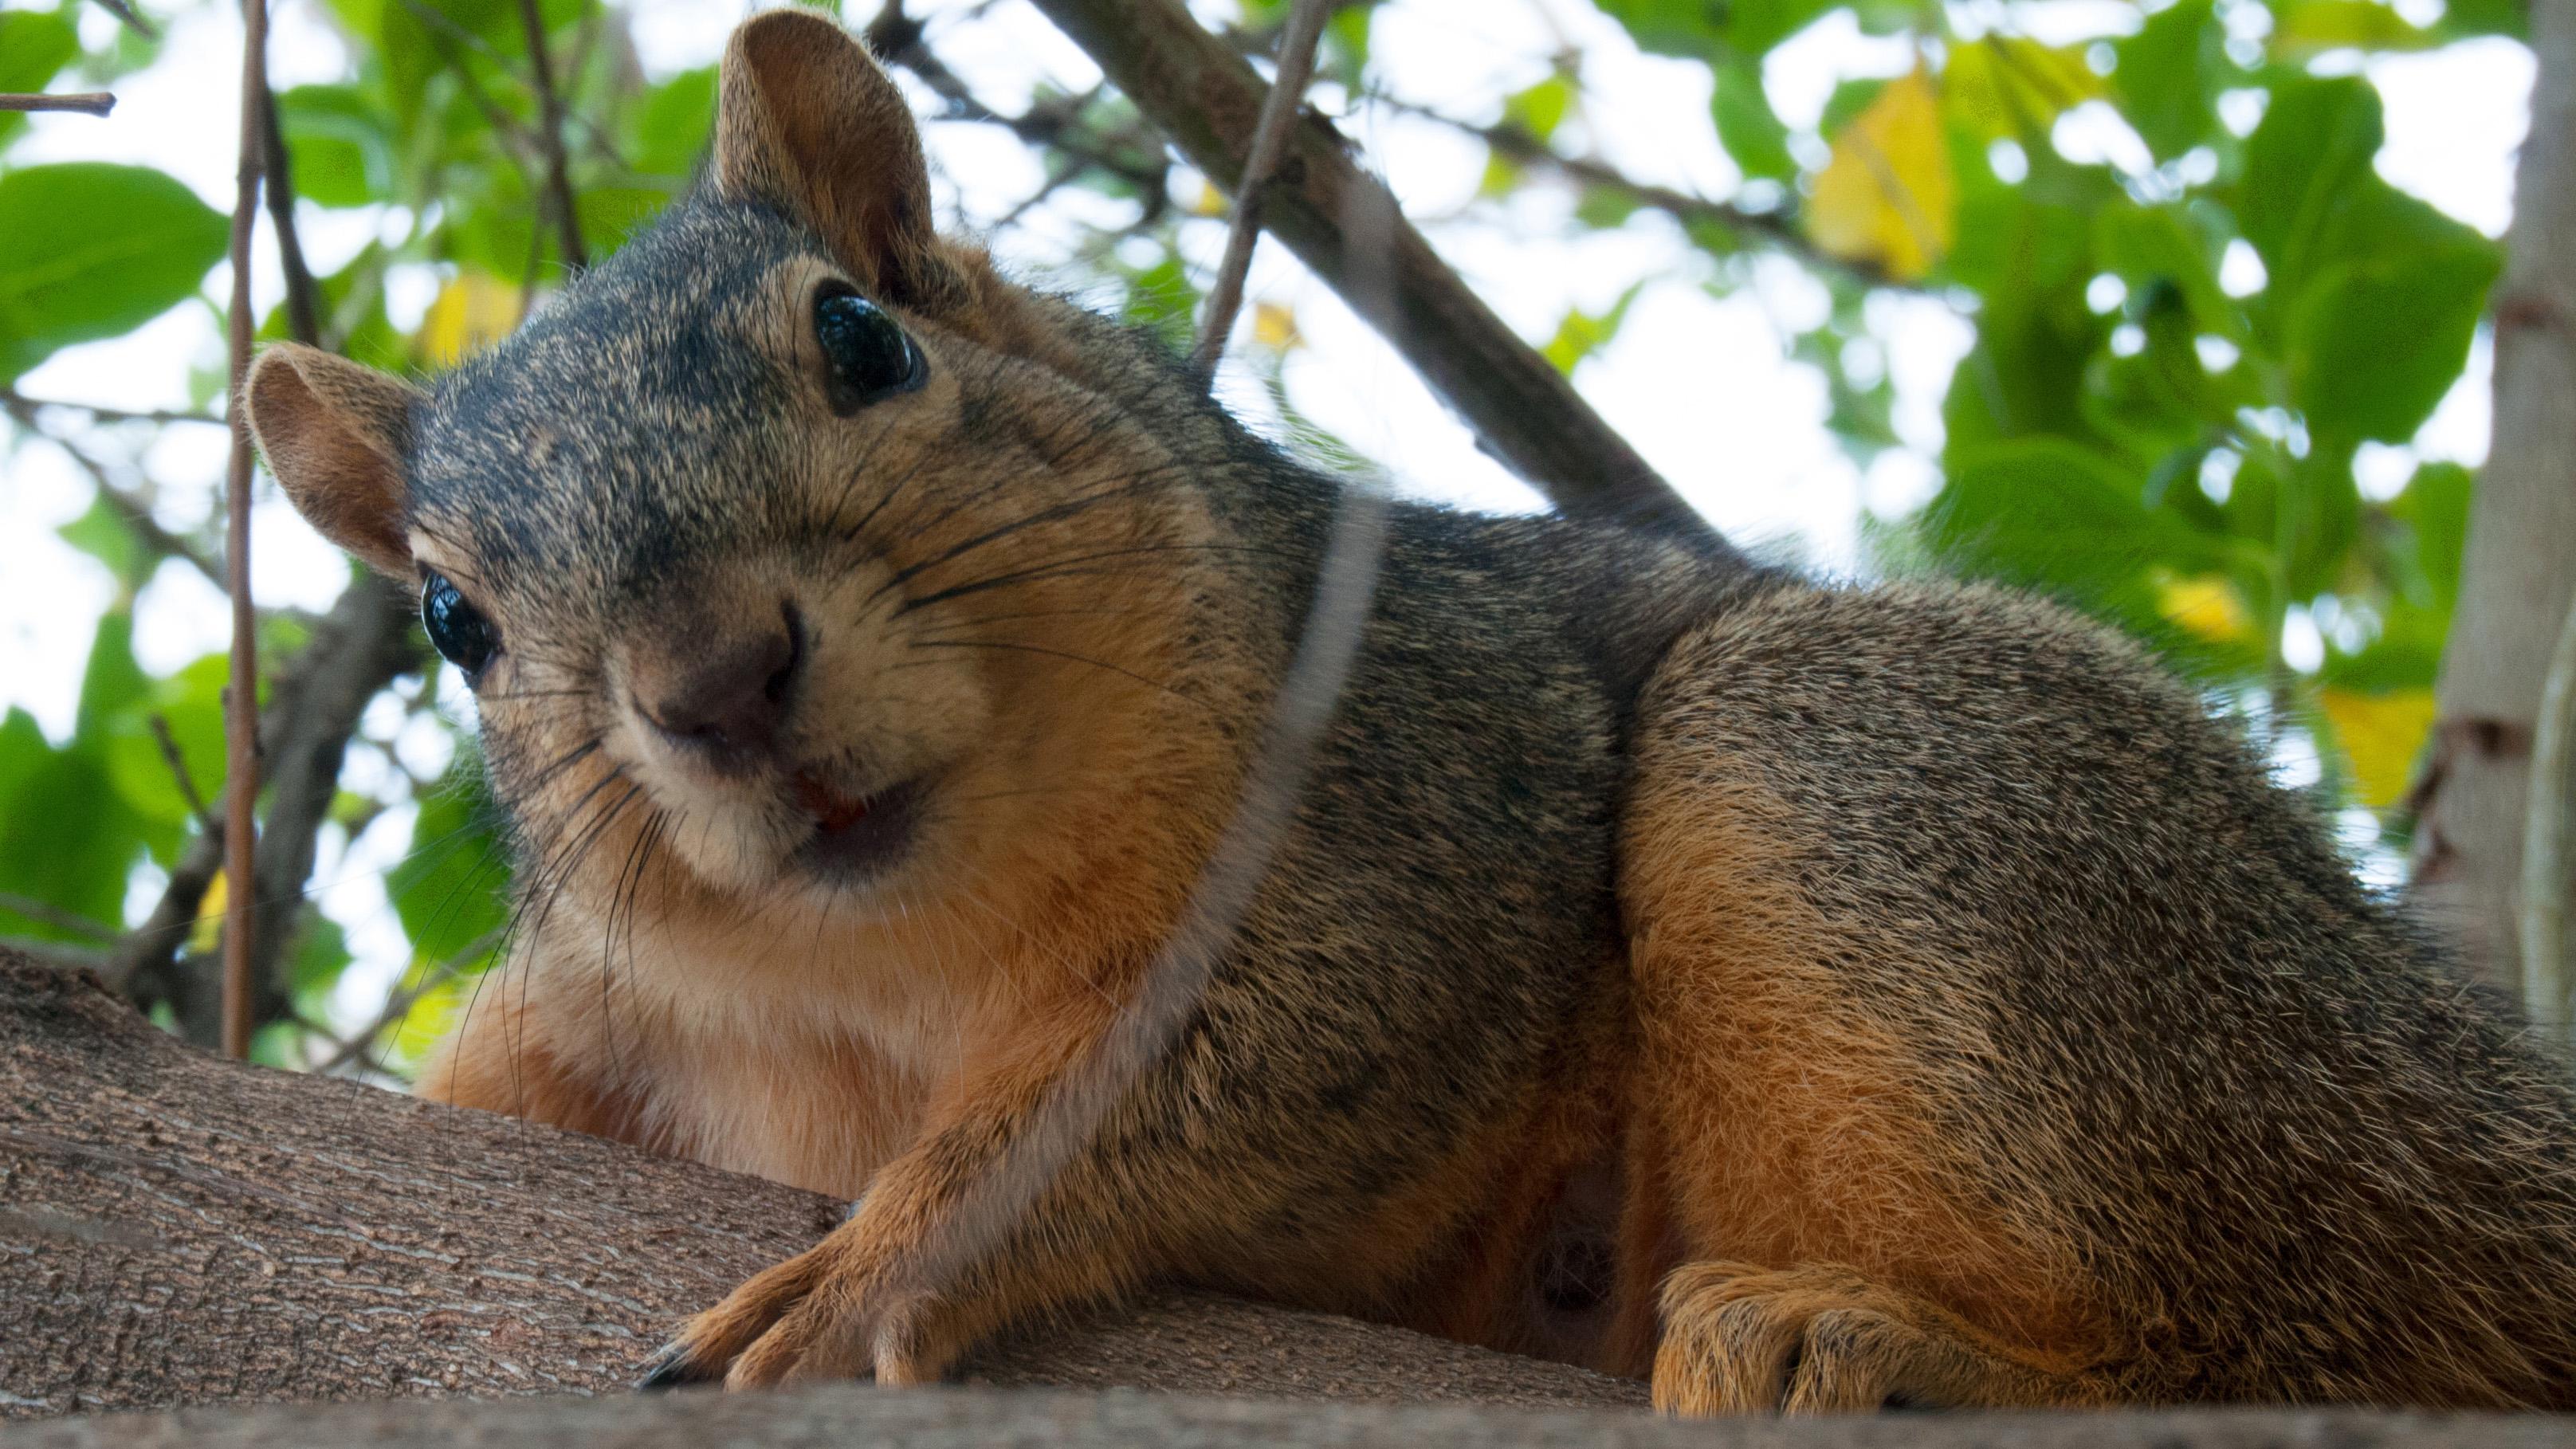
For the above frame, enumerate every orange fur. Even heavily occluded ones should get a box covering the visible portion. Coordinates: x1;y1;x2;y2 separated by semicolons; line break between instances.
1620;754;2111;1408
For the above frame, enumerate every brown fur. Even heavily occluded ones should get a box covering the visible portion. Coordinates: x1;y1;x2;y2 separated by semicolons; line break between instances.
248;8;2576;1416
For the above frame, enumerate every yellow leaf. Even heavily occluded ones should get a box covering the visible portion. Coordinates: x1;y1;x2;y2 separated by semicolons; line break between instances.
1252;301;1300;351
2319;686;2437;809
418;272;520;366
1808;69;1955;281
1942;37;2103;142
189;870;225;957
389;970;472;1069
2158;575;2254;646
1189;178;1227;218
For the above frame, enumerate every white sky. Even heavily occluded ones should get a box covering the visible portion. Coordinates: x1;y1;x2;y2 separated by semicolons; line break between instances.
0;0;2534;1007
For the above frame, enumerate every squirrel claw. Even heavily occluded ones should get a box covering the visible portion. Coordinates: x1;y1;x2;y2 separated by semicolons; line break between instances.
634;1339;721;1392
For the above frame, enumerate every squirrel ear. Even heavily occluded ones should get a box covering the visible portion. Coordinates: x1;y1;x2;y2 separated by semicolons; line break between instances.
713;9;964;311
245;344;422;578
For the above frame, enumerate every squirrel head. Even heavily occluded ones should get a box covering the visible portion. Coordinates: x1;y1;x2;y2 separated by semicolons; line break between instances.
247;10;1258;967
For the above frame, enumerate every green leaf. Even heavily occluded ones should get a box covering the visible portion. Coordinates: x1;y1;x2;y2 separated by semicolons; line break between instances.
277;84;401;208
103;651;228;838
1711;59;1794;181
2287;240;2499;443
2237;77;2472;308
2113;0;2224;162
57;490;144;591
1503;74;1576;143
1922;438;2206;617
0;163;230;384
0;708;147;944
388;766;512;967
1541;281;1647;374
0;9;81;152
2270;0;2435;56
2384;459;2472;610
631;66;716;180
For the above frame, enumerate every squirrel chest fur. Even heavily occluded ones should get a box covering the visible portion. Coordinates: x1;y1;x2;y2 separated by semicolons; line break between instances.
249;8;2576;1415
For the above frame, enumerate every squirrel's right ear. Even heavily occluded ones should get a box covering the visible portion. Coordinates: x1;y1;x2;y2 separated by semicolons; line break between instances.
245;344;423;578
712;9;967;312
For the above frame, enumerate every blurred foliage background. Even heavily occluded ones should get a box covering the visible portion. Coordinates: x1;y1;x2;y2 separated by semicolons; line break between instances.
0;0;2520;1072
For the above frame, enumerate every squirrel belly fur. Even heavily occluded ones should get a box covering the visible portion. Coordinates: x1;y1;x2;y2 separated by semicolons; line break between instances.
245;8;2576;1412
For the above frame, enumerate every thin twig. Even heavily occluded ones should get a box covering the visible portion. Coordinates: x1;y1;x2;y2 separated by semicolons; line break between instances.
2;390;225;427
151;714;219;832
1;394;227;590
0;92;115;116
1026;0;1727;547
312;925;506;1076
221;0;274;1062
258;85;324;347
1380;97;1874;283
84;0;157;38
516;0;588;271
1189;0;1329;386
0;892;123;946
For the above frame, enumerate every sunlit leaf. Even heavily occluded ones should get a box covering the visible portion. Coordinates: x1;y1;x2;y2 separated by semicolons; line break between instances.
0;164;230;383
1711;58;1794;180
2287;241;2499;444
417;272;521;365
2112;0;2224;161
1808;70;1954;281
2319;685;2436;807
2159;574;2257;645
388;767;513;968
0;9;81;152
1945;37;2103;142
2271;0;2434;56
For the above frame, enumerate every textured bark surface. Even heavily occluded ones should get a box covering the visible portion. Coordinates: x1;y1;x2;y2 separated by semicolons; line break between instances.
10;1393;2576;1449
2416;0;2576;992
0;948;1643;1420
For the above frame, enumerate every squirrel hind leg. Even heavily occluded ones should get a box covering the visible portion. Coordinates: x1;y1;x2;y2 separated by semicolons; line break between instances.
1652;1262;2090;1415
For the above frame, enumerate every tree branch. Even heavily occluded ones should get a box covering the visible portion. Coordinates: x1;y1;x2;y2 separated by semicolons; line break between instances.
1189;0;1328;384
258;84;324;348
220;0;273;1062
1022;0;1730;548
107;579;422;1047
0;951;1647;1419
0;395;226;591
0;92;114;115
516;0;588;271
84;0;156;38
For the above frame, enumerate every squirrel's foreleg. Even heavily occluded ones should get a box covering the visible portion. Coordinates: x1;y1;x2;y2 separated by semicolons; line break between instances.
639;988;1152;1389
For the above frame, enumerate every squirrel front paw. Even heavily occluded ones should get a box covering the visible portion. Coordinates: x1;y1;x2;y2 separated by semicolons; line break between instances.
635;1231;947;1390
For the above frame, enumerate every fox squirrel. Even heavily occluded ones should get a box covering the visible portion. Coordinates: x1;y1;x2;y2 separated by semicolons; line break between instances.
245;8;2576;1414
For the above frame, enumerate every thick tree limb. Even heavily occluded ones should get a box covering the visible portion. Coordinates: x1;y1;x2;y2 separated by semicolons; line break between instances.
1023;0;1730;548
11;950;2576;1447
0;951;1646;1418
13;1386;2574;1449
2416;0;2576;987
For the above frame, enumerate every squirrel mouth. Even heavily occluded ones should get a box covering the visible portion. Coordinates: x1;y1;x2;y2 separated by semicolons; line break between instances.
791;772;925;880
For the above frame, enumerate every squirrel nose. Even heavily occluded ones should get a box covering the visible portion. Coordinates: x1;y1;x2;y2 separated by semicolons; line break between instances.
638;602;803;765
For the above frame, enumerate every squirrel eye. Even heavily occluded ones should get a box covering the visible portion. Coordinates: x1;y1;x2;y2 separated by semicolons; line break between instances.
813;284;925;414
421;571;500;681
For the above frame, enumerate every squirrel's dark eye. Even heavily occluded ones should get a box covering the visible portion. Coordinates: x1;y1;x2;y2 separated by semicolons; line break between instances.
421;571;500;681
813;285;925;414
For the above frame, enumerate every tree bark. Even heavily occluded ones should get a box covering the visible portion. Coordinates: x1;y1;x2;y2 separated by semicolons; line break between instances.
1022;0;1732;551
2416;0;2576;993
8;1384;2572;1449
0;948;1643;1420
